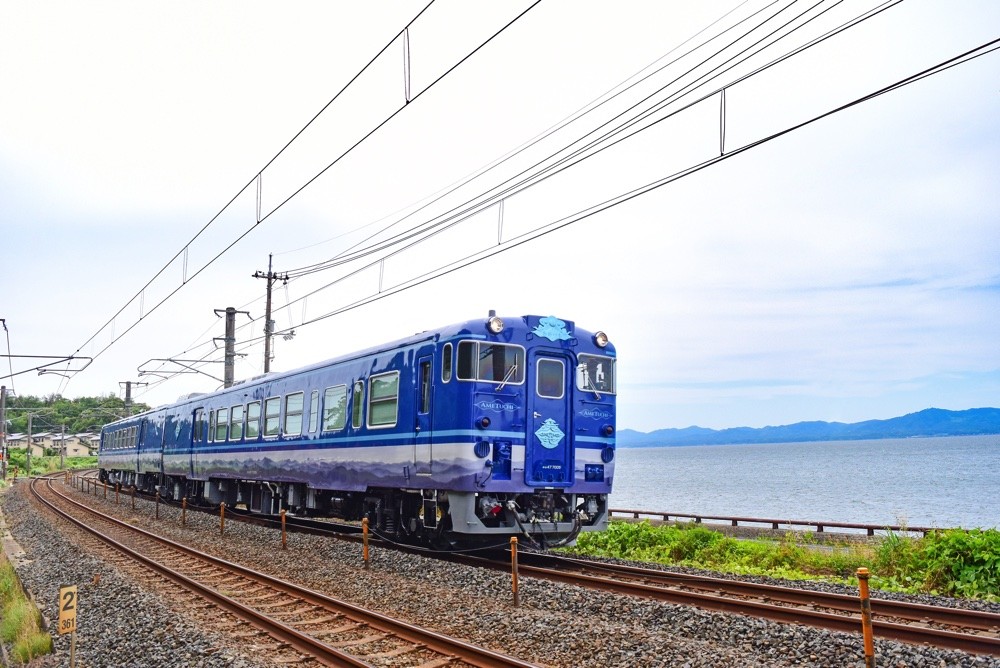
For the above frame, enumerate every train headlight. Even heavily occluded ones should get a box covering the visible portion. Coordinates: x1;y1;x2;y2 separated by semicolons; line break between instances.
486;316;505;334
602;424;614;437
477;416;491;429
593;331;609;348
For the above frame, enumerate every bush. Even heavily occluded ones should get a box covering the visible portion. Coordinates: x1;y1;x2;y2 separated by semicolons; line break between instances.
570;522;1000;601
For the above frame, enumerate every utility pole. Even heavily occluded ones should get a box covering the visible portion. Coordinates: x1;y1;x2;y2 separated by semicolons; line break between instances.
59;424;65;471
0;386;7;480
214;307;250;388
120;381;148;416
252;254;288;373
26;413;32;476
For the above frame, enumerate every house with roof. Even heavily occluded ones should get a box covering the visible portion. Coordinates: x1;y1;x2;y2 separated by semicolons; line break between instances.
5;433;46;458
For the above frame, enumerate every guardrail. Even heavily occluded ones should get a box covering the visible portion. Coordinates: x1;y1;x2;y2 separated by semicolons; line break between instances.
609;508;937;537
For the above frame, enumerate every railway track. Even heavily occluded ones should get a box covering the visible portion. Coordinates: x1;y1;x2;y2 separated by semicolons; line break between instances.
67;471;1000;658
31;474;537;668
454;550;1000;657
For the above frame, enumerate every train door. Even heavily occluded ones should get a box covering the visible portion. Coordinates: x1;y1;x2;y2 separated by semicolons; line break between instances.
135;418;146;473
413;354;433;475
525;349;573;486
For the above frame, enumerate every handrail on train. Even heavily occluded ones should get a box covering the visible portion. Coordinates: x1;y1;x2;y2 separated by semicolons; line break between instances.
608;508;939;537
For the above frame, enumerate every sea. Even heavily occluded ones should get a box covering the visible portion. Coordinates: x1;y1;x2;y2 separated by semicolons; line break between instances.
609;435;1000;530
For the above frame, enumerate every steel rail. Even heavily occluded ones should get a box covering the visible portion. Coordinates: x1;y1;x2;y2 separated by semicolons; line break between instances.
442;550;1000;657
31;476;537;668
536;553;1000;632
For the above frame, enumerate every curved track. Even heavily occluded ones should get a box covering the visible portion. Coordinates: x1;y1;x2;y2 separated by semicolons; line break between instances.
32;474;537;668
71;471;1000;657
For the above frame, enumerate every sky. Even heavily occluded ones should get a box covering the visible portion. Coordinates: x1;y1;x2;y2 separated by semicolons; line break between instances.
1;0;998;432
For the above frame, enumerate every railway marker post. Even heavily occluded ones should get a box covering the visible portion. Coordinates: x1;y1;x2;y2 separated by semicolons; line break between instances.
58;584;78;667
280;509;287;549
362;517;369;569
510;537;520;607
857;568;876;668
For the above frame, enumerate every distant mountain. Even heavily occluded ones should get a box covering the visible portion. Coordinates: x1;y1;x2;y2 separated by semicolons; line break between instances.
618;408;1000;447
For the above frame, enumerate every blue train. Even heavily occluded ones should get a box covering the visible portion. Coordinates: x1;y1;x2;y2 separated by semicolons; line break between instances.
98;313;616;546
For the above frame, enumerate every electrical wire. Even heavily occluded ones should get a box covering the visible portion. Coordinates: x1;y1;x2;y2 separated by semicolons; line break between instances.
64;1;439;373
277;0;843;279
138;0;904;390
129;0;797;386
235;37;1000;350
135;5;994;395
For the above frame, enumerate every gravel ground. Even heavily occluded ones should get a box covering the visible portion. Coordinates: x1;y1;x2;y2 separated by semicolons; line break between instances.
2;479;999;668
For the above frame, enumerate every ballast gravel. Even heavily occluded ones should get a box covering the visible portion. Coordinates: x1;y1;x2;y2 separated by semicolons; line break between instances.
2;480;998;668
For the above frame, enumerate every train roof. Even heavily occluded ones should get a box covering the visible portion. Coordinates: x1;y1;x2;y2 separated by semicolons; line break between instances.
103;313;613;429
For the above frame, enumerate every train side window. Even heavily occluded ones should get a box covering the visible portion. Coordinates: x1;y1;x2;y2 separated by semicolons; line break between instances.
457;341;476;380
215;407;229;442
193;409;204;442
419;361;431;413
351;381;365;429
537;359;565;399
264;397;281;437
368;372;399;428
442;343;453;383
230;405;244;441
308;390;319;434
246;401;261;439
208;410;216;442
284;392;304;436
323;385;347;432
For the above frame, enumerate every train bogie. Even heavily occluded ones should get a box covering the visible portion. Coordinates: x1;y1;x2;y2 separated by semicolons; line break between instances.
99;313;616;547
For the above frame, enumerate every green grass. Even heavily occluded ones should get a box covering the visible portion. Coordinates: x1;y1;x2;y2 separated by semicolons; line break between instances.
0;557;53;662
564;520;1000;600
4;453;96;480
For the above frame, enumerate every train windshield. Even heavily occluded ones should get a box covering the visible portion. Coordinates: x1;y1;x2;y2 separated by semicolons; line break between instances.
576;354;616;395
457;341;525;384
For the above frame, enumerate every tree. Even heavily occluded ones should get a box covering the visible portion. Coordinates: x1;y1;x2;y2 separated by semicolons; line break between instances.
4;394;150;433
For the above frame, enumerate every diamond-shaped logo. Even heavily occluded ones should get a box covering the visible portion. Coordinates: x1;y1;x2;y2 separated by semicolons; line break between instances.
535;418;565;449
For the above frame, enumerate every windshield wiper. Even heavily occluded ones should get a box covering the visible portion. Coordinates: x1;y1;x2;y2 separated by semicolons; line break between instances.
579;363;602;400
495;363;517;391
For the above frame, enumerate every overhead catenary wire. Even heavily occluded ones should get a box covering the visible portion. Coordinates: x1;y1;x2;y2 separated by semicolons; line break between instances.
134;35;1000;397
58;0;542;394
139;0;807;383
138;0;908;390
245;0;892;294
277;0;863;280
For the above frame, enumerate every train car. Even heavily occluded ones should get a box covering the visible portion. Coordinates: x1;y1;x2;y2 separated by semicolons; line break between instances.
99;313;616;546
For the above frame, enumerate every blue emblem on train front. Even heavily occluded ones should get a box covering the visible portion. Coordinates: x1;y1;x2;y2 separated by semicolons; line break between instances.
535;418;565;449
533;316;572;342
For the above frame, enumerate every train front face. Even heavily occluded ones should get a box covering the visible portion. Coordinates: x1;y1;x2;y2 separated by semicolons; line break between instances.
444;314;616;546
